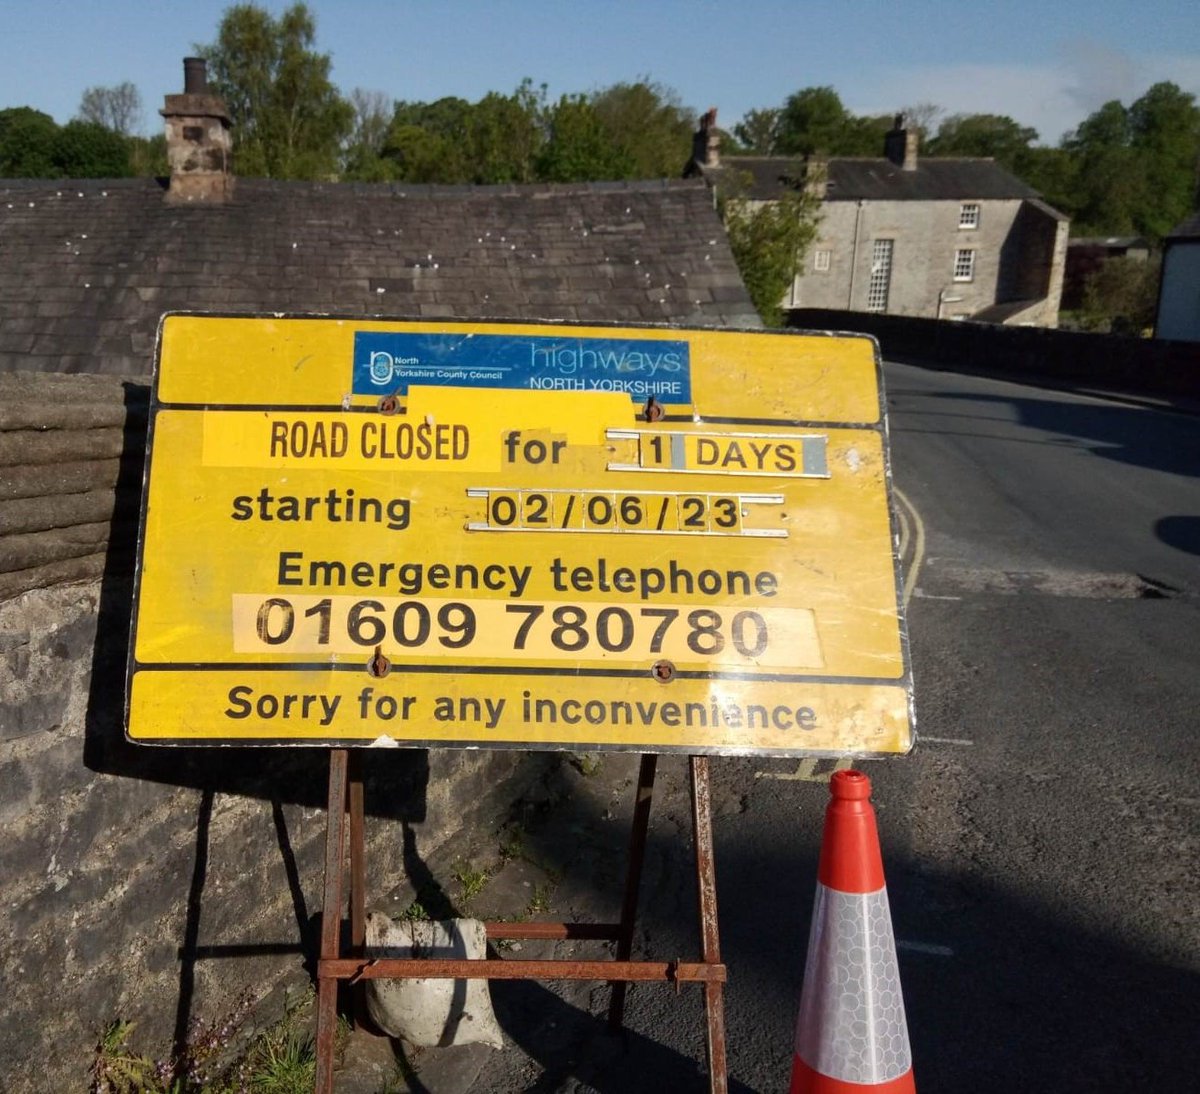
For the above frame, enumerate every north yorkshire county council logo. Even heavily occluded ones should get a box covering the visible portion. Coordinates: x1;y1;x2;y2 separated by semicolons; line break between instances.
369;350;400;384
353;331;693;402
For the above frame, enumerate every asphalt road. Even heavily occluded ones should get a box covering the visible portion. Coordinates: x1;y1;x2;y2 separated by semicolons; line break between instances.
392;360;1200;1093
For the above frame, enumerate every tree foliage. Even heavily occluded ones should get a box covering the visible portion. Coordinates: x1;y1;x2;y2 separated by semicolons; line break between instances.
1078;256;1160;334
537;94;631;181
0;107;58;176
0;107;130;177
198;1;352;179
342;88;396;181
776;87;889;156
1063;83;1200;237
926;113;1039;175
588;80;694;178
720;173;822;326
733;108;782;155
372;78;691;186
51;121;131;176
77;82;142;135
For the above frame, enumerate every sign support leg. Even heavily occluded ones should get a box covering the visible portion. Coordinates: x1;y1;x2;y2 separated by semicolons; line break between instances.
315;749;349;1094
608;753;658;1031
691;756;729;1094
347;750;367;1025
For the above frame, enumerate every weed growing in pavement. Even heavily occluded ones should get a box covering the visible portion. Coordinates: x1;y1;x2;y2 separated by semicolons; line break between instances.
240;1029;312;1092
91;991;254;1093
568;752;603;777
527;882;556;916
452;860;490;905
497;823;525;863
88;991;336;1094
400;900;429;921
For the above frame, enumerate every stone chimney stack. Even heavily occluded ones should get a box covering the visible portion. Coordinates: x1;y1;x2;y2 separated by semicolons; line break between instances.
161;57;233;203
692;108;720;169
884;114;919;171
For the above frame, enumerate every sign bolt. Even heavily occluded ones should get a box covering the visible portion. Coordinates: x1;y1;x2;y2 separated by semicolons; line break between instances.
377;394;399;415
643;396;664;422
651;659;676;683
368;646;391;677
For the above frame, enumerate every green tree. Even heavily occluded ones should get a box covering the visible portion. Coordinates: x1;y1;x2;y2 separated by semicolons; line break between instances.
77;81;142;135
382;96;473;182
342;88;396;181
733;108;782;155
199;2;353;179
776;87;887;156
926;113;1039;175
588;80;694;178
128;133;169;177
1079;256;1160;334
1128;82;1200;238
720;171;822;326
0;107;58;176
1063;85;1200;238
0;109;131;177
537;93;631;181
464;83;544;183
378;79;692;185
1064;100;1142;234
1019;145;1080;218
776;86;846;155
51;121;131;176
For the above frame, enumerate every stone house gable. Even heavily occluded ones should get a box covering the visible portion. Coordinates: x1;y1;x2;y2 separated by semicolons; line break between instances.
690;113;1068;328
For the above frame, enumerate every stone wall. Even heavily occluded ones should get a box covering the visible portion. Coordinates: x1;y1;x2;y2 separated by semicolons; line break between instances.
786;308;1200;400
0;371;545;1091
790;198;1032;320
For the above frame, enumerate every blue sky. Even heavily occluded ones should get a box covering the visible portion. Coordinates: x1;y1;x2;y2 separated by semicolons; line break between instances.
2;0;1198;146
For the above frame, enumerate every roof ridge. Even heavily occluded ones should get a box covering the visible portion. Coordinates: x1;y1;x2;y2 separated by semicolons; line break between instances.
1;176;707;197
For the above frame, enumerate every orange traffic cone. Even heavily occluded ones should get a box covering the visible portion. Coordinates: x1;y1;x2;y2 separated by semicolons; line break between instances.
790;769;915;1093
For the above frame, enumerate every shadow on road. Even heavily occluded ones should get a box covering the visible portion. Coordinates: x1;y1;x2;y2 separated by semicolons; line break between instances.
1155;514;1200;556
894;388;1200;480
335;755;1200;1093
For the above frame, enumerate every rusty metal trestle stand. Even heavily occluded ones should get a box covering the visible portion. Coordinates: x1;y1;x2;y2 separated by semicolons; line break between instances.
314;750;728;1093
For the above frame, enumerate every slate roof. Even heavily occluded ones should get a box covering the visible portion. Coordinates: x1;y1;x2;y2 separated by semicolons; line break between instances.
702;155;1043;203
0;176;758;375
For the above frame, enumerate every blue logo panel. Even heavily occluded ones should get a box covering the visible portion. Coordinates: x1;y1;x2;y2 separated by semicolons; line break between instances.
353;332;691;402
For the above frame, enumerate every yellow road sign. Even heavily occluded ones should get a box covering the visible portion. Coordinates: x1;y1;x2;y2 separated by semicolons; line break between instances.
127;316;913;754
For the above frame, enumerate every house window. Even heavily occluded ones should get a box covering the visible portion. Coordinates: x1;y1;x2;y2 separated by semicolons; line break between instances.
814;249;831;272
866;239;893;313
959;203;980;229
953;248;976;282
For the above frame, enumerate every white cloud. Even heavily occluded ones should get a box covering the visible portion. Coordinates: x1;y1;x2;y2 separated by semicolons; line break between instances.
851;49;1200;146
1059;39;1141;114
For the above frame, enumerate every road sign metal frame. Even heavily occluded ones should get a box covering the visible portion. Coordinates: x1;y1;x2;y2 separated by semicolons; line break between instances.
124;314;915;1090
313;746;728;1094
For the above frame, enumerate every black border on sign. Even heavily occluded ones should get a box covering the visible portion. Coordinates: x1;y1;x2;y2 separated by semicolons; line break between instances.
125;313;914;753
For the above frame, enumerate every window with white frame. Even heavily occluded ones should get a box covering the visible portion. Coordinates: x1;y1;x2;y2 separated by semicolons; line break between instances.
959;203;980;229
866;239;893;312
953;248;976;281
813;248;831;272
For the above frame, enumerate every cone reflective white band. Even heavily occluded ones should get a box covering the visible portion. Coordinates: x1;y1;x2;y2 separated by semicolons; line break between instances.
795;882;912;1084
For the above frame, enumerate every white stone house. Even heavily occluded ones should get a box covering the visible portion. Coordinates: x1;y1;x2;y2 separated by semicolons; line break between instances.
691;114;1069;328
